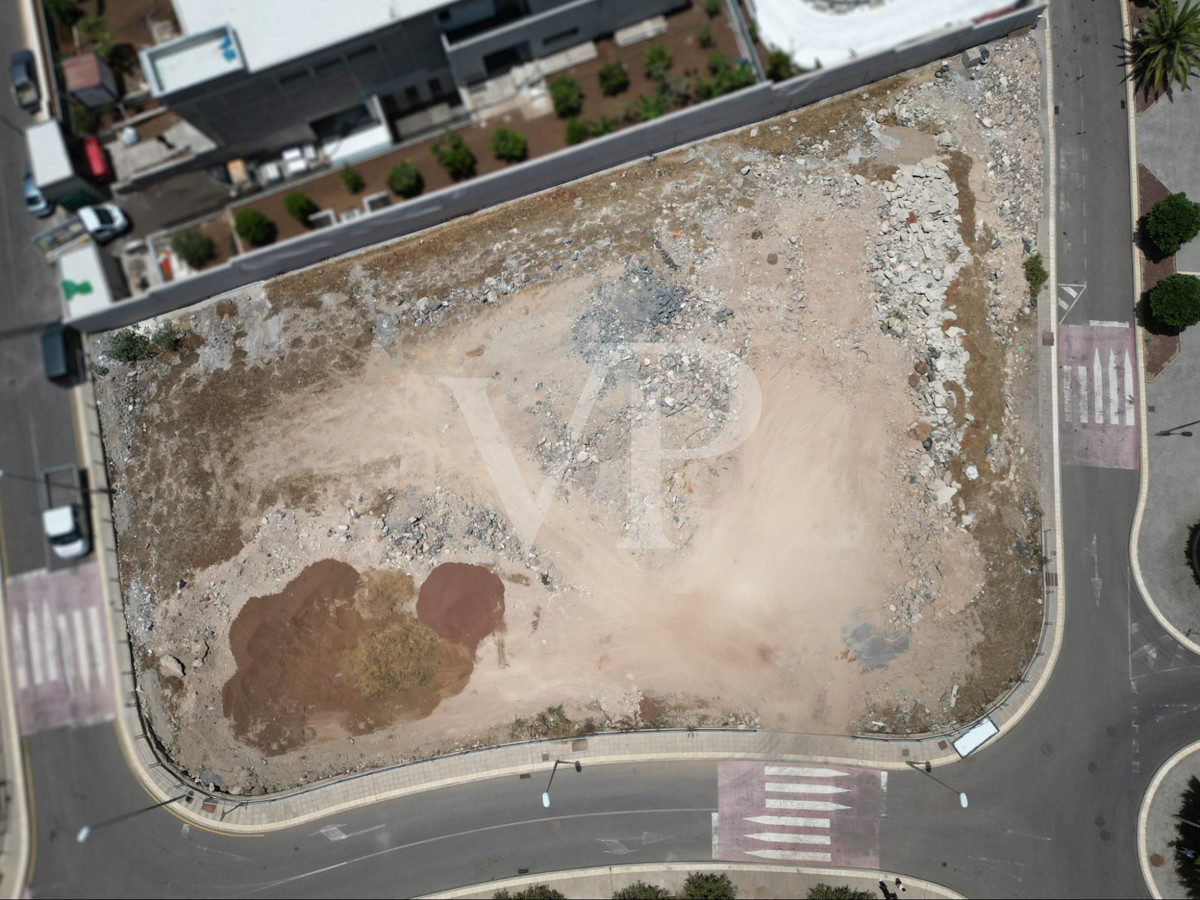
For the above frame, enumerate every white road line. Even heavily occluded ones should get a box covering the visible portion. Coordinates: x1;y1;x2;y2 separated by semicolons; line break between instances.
1089;319;1129;328
57;613;75;690
73;609;91;692
744;815;830;828
10;613;29;691
880;771;887;792
87;606;107;686
41;603;58;684
1125;349;1135;425
1094;348;1104;424
764;783;849;794
745;832;832;845
766;799;851;811
711;813;719;859
1108;348;1120;426
744;849;832;862
1078;365;1089;424
1061;367;1073;423
763;766;846;778
27;610;44;686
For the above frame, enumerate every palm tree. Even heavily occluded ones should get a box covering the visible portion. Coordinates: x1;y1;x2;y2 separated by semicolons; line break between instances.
1130;0;1200;96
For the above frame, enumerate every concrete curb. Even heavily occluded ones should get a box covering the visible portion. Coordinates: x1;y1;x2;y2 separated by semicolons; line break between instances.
71;25;1066;837
1138;738;1200;900
420;862;966;900
1121;1;1200;662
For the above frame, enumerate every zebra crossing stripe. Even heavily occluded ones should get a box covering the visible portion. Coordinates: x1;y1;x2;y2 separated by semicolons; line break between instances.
1124;350;1135;424
42;604;59;683
763;767;847;778
10;614;29;691
88;607;107;687
765;798;852;811
27;610;44;686
73;609;91;692
57;613;75;690
1108;349;1120;425
1078;365;1089;424
745;815;831;828
744;849;832;862
1093;349;1103;424
745;832;831;845
765;783;849;794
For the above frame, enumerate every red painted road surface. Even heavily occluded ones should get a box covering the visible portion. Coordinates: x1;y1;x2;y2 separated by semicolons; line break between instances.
717;761;884;867
1058;323;1138;470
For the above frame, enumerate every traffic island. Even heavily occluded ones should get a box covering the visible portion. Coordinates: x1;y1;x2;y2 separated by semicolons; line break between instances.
1140;740;1200;899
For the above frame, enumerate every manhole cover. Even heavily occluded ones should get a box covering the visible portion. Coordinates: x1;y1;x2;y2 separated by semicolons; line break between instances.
1151;853;1166;867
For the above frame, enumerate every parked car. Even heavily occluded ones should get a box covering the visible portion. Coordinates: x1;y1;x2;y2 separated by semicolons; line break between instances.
40;464;89;560
41;322;84;387
23;167;52;217
9;49;39;113
77;203;129;243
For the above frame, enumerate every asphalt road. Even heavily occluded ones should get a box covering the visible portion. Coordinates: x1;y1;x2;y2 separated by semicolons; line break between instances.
0;0;80;578
14;3;1200;899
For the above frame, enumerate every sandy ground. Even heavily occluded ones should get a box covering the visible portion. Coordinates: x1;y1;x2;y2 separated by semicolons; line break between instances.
94;35;1045;793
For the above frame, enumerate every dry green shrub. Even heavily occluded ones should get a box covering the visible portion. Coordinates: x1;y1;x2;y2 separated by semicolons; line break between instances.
348;615;442;698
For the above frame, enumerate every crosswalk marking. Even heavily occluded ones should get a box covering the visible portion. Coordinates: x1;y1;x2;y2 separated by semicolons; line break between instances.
744;849;832;862
1124;350;1135;424
1061;366;1072;423
73;609;91;691
1093;349;1104;424
765;782;849;794
1058;324;1139;469
745;815;830;828
763;767;847;778
1061;357;1136;427
765;798;851;811
42;605;58;683
27;610;44;686
746;832;831;845
1078;365;1089;424
88;607;107;687
11;616;28;691
57;614;75;690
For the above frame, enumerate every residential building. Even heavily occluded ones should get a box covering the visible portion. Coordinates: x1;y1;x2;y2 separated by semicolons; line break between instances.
139;0;689;162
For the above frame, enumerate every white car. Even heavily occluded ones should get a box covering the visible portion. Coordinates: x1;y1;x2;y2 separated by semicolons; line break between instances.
77;203;129;243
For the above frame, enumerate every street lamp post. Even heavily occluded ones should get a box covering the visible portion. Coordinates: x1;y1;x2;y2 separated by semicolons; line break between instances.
541;759;582;808
910;761;968;808
76;793;192;843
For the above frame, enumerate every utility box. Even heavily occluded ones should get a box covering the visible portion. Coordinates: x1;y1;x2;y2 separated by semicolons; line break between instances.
26;120;100;210
63;52;120;109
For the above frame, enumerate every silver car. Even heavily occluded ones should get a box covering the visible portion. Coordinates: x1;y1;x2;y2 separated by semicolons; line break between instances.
23;167;52;217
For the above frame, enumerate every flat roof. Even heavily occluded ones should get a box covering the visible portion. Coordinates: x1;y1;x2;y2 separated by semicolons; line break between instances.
26;120;74;187
140;25;247;95
59;242;114;321
751;0;1021;70
169;0;442;74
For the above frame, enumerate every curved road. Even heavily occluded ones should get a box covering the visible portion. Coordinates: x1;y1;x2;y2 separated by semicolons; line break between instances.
15;2;1199;898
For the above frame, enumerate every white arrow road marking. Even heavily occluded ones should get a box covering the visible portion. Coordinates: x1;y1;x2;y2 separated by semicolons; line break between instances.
1108;349;1119;426
315;824;385;841
763;766;847;778
1093;349;1104;424
765;783;849;794
745;832;831;845
599;839;633;855
745;849;832;862
640;832;671;845
744;815;830;828
766;798;851;811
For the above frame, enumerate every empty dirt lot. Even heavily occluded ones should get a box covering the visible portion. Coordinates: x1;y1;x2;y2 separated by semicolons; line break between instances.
95;34;1046;793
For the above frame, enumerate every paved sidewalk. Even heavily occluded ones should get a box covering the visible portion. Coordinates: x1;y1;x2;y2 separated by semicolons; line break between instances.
1139;87;1200;273
1141;742;1200;900
424;862;962;899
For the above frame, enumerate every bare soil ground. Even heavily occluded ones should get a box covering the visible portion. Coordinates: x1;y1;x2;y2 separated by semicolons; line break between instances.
94;35;1046;794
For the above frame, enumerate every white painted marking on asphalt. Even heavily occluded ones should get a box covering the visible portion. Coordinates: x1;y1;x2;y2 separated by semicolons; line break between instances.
744;849;832;862
1088;320;1129;328
744;815;830;828
1124;350;1135;425
182;823;190;838
11;613;28;690
764;783;849;794
711;812;719;859
763;766;847;778
27;610;44;686
1078;365;1089;424
41;604;58;683
57;614;75;690
599;838;632;855
1061;367;1073;423
88;607;107;686
1108;348;1119;427
880;771;887;792
317;825;347;841
765;799;851;811
73;609;90;691
1094;349;1104;424
1060;284;1080;299
745;832;831;845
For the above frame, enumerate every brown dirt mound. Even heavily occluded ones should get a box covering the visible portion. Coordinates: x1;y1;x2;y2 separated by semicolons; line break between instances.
223;559;472;754
416;563;506;651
